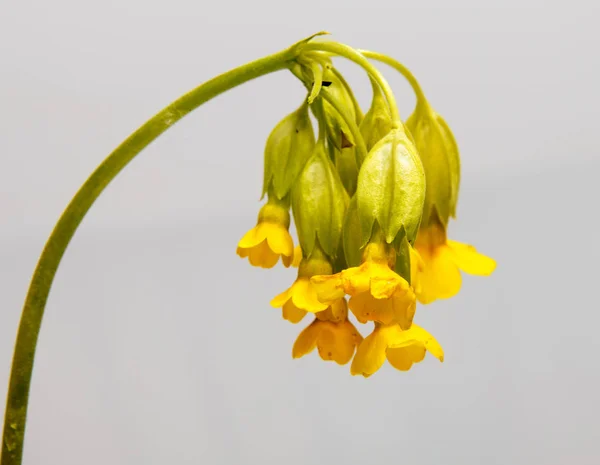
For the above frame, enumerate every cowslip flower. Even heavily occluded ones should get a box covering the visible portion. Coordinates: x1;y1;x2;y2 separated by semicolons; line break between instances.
350;322;444;377
270;246;333;323
311;240;416;329
293;298;362;365
407;99;496;303
414;214;496;303
237;200;295;268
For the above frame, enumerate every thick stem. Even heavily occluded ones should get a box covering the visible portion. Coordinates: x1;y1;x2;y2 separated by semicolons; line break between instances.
302;42;402;126
358;50;429;108
1;45;297;465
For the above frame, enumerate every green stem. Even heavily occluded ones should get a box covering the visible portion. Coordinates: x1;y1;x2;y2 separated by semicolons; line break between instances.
302;42;402;126
1;44;299;465
358;50;428;107
329;66;364;123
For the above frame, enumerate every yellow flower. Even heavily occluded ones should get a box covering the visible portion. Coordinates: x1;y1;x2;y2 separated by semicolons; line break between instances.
237;201;294;268
271;276;329;323
292;299;362;365
271;247;334;323
350;322;444;377
311;243;416;329
414;219;496;304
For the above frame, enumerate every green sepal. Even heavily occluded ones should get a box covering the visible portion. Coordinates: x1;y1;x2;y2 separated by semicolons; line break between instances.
393;232;411;284
355;128;425;247
359;80;393;157
334;146;358;196
262;101;315;200
292;141;349;260
342;195;363;268
406;101;460;227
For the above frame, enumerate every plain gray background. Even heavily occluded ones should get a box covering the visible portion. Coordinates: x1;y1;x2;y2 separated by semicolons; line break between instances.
1;1;599;464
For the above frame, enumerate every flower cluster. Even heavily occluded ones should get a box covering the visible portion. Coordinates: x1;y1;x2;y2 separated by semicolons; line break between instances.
237;42;495;377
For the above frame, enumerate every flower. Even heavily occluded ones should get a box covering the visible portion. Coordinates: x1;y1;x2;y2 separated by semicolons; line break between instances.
350;322;444;377
414;215;496;304
311;241;416;329
271;247;334;323
237;201;294;268
271;276;329;323
293;299;362;365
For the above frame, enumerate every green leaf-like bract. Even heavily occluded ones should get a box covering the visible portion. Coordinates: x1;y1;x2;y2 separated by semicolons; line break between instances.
292;143;349;259
406;104;460;226
356;128;425;246
263;102;315;200
342;195;363;268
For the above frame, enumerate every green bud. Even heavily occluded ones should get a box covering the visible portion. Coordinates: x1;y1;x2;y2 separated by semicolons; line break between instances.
406;101;460;227
292;140;349;260
321;68;358;150
355;128;425;247
262;101;315;200
359;79;393;157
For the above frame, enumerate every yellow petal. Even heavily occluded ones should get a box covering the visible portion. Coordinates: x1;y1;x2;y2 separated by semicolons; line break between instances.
391;294;416;330
348;293;378;324
248;240;280;268
409;324;444;361
350;324;401;377
386;344;426;371
415;244;462;304
290;278;329;312
236;246;249;258
370;275;403;299
329;298;348;321
291;246;302;268
265;223;294;257
270;287;292;308
343;264;375;295
292;320;319;358
237;224;267;249
282;301;307;324
316;321;360;365
311;274;345;303
447;239;496;276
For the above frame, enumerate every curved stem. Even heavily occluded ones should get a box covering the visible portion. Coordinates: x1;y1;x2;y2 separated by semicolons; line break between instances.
302;41;402;126
329;67;363;123
358;50;428;106
1;45;298;465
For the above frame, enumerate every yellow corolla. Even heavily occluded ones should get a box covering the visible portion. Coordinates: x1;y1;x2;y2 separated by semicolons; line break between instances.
293;299;362;365
237;221;294;268
414;219;496;304
311;255;416;329
271;277;329;323
351;322;444;377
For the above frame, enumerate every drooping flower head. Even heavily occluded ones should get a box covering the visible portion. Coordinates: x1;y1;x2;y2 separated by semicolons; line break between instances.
406;99;496;303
